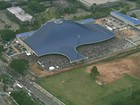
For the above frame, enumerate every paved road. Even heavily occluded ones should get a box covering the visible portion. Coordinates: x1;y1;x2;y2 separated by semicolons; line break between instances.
18;76;61;105
0;60;61;105
0;60;7;74
0;96;7;105
25;82;59;105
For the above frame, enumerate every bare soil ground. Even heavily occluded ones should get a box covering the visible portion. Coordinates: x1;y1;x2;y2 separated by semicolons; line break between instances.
30;63;75;77
86;52;140;84
30;63;54;77
118;29;138;37
30;51;140;82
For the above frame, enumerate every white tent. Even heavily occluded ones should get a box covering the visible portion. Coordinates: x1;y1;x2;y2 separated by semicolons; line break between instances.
49;66;55;71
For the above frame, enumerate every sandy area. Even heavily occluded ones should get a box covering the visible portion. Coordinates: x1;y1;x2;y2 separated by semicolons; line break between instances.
86;53;140;84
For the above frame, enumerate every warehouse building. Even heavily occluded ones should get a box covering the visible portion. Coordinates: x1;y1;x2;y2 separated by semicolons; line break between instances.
7;6;33;24
110;11;140;27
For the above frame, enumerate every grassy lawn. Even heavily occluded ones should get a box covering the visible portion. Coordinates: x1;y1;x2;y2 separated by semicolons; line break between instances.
37;68;140;105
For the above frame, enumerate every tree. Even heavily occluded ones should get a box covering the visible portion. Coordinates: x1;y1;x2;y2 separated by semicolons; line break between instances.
0;1;11;10
0;45;4;55
0;29;15;42
131;13;137;18
28;1;45;13
0;74;11;84
64;5;78;14
124;4;130;11
10;59;29;75
16;27;29;34
120;9;127;14
90;66;100;78
11;90;38;105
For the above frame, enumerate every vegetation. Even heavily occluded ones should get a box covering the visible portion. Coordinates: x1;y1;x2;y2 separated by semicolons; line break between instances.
111;89;140;105
0;74;11;92
27;1;46;13
120;9;127;14
37;67;140;105
0;1;11;10
11;90;38;105
0;45;4;55
16;27;30;34
64;6;78;14
0;29;15;42
128;0;140;6
0;74;11;84
10;59;29;75
16;0;28;6
130;13;137;18
90;66;100;78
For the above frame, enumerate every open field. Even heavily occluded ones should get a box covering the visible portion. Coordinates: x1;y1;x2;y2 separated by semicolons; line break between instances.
37;72;140;105
37;50;140;105
0;10;19;30
36;7;90;25
86;52;140;84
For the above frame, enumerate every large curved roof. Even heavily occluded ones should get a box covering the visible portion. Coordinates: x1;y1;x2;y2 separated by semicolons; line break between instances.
23;19;115;63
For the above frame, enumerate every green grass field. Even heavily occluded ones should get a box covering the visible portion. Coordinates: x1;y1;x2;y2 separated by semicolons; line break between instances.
36;67;140;105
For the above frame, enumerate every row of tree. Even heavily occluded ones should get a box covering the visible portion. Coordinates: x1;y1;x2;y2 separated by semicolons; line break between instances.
11;90;38;105
10;59;29;75
0;1;11;10
0;26;31;42
27;1;46;13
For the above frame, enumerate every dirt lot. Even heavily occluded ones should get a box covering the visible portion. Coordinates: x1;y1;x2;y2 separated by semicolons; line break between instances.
30;63;54;77
30;63;74;77
86;52;140;84
117;29;139;37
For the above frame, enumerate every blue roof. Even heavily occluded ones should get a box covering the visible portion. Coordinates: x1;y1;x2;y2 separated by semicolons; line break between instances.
111;11;140;26
16;31;35;39
23;20;115;63
76;18;95;24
